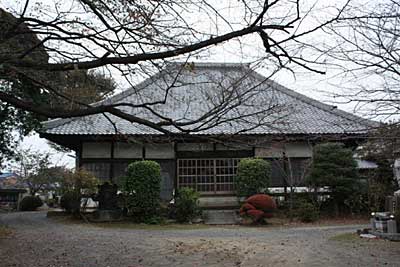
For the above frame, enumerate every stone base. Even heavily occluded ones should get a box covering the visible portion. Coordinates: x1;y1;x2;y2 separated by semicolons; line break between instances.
371;231;400;241
199;196;240;209
90;209;123;222
202;209;239;225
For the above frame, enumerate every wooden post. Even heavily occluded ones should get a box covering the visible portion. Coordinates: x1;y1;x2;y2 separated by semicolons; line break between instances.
282;153;288;201
17;192;22;211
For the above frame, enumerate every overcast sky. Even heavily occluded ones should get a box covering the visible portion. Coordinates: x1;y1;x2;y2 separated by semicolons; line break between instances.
2;0;385;170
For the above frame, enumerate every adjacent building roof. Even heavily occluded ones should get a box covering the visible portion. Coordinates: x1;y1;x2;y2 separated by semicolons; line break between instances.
0;172;17;179
0;172;24;190
41;63;376;137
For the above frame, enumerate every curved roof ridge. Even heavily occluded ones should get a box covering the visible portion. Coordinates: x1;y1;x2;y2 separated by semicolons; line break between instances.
42;117;76;130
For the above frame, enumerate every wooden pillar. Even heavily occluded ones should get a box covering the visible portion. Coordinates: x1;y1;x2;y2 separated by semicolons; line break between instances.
110;141;114;183
282;152;288;201
17;192;22;211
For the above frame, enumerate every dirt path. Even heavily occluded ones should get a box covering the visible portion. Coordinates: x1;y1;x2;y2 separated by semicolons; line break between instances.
1;212;399;267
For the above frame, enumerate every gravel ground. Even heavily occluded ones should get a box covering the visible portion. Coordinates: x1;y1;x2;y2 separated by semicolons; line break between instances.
1;211;400;267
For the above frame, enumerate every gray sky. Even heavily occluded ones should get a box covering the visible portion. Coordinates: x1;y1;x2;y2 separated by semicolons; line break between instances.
2;0;386;169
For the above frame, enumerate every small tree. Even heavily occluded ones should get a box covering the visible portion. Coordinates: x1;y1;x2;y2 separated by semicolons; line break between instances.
358;125;399;211
175;187;200;223
59;168;99;214
61;168;99;195
124;161;161;220
306;143;362;215
235;158;271;198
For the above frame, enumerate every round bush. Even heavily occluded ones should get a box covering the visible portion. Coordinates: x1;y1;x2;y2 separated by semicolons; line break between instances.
239;194;277;223
235;158;271;197
20;196;43;211
60;191;81;214
246;194;276;212
124;160;161;220
239;203;256;213
246;209;265;221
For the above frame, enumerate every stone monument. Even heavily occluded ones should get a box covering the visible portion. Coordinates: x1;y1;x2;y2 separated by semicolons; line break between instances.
92;182;123;222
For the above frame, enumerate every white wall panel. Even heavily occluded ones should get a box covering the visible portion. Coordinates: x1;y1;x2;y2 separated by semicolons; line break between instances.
114;142;142;158
176;143;213;151
145;143;175;159
82;142;111;158
285;142;312;157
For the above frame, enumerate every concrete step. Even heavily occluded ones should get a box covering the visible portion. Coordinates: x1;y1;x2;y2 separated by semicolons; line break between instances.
199;196;240;209
202;209;239;225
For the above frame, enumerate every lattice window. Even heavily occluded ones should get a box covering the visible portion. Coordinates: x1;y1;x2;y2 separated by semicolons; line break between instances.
177;158;240;194
215;159;240;192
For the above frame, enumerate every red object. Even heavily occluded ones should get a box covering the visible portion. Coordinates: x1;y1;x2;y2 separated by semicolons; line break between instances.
246;209;264;221
241;203;256;211
246;194;276;212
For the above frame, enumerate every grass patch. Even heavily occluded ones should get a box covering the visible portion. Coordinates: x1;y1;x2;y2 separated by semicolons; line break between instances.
0;225;12;238
330;233;360;242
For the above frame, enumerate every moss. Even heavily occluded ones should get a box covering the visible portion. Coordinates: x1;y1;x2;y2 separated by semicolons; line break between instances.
0;225;12;238
330;233;360;242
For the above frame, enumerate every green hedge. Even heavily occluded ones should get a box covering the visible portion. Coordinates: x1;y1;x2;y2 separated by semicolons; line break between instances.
235;158;271;198
124;160;161;220
20;196;43;211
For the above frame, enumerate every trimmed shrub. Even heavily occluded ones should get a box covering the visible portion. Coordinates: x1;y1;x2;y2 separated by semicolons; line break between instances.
239;194;276;223
20;196;43;211
124;160;161;220
296;201;319;223
235;158;271;198
239;203;256;215
246;194;276;212
175;187;200;223
60;191;81;214
246;209;265;221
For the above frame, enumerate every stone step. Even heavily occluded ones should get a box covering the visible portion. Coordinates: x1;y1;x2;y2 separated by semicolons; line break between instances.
202;209;239;225
198;196;240;209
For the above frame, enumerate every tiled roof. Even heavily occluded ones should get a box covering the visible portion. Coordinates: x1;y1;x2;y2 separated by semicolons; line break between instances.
41;63;376;136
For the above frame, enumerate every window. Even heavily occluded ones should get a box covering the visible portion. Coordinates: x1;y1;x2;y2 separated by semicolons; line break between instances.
177;158;240;194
